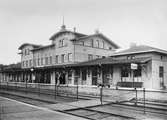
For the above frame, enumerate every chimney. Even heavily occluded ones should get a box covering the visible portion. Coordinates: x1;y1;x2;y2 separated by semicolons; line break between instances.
130;42;137;48
95;29;99;34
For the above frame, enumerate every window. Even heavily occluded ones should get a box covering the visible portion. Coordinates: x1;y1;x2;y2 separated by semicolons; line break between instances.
49;56;52;64
33;59;36;66
27;49;30;55
24;49;30;55
61;54;65;63
161;56;163;60
62;39;64;46
22;61;24;67
55;55;59;64
96;40;99;48
102;41;105;48
59;39;65;47
74;69;80;85
159;66;164;77
91;39;94;47
45;57;48;65
134;66;141;77
33;58;36;66
26;60;28;67
68;70;72;84
29;60;32;67
96;55;100;59
121;66;129;77
24;49;27;55
59;40;61;47
41;58;43;65
68;53;72;62
37;58;40;66
59;40;62;47
82;69;87;85
88;54;93;60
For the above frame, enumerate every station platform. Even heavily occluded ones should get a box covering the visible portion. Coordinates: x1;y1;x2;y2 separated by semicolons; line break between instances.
0;96;88;120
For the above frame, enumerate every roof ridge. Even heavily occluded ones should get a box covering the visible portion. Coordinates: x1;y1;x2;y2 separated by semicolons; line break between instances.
49;30;87;40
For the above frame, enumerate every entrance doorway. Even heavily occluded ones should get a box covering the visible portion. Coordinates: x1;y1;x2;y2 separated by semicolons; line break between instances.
59;73;66;84
92;68;97;85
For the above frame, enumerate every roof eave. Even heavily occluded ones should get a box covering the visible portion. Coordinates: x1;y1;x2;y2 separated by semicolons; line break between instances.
111;50;167;57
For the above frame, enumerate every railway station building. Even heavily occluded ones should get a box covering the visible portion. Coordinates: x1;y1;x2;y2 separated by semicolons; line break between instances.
0;24;167;90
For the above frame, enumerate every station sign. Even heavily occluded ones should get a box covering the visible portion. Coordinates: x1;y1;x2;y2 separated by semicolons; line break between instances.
131;63;138;70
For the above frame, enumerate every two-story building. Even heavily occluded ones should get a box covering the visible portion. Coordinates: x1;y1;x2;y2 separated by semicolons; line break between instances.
14;24;119;86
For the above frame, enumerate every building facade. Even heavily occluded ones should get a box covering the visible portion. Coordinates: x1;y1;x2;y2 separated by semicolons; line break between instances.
2;25;119;86
0;25;167;90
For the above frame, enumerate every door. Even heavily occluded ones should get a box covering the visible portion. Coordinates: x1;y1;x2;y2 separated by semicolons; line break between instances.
92;68;97;85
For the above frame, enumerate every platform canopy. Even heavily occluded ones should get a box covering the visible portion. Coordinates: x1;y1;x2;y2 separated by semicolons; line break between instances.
70;57;151;67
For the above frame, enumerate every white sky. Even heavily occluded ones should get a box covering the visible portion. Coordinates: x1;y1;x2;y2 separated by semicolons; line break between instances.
0;0;167;65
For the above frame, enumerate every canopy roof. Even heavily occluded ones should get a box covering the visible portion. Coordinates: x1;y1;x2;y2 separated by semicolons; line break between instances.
70;57;151;67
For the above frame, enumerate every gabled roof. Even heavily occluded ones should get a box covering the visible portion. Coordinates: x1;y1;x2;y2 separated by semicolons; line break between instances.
18;43;42;50
72;33;120;49
31;44;55;51
49;30;87;40
111;45;167;56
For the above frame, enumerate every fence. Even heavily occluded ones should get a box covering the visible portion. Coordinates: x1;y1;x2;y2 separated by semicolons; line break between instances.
1;81;167;110
0;82;79;99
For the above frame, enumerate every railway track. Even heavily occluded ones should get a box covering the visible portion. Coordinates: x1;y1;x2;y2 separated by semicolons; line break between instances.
117;100;167;115
61;108;135;120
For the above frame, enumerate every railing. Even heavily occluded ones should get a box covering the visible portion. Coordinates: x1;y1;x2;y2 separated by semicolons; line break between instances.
1;81;167;114
0;82;79;99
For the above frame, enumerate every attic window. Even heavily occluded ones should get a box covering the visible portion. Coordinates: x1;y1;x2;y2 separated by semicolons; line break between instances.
59;39;64;47
96;40;99;48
